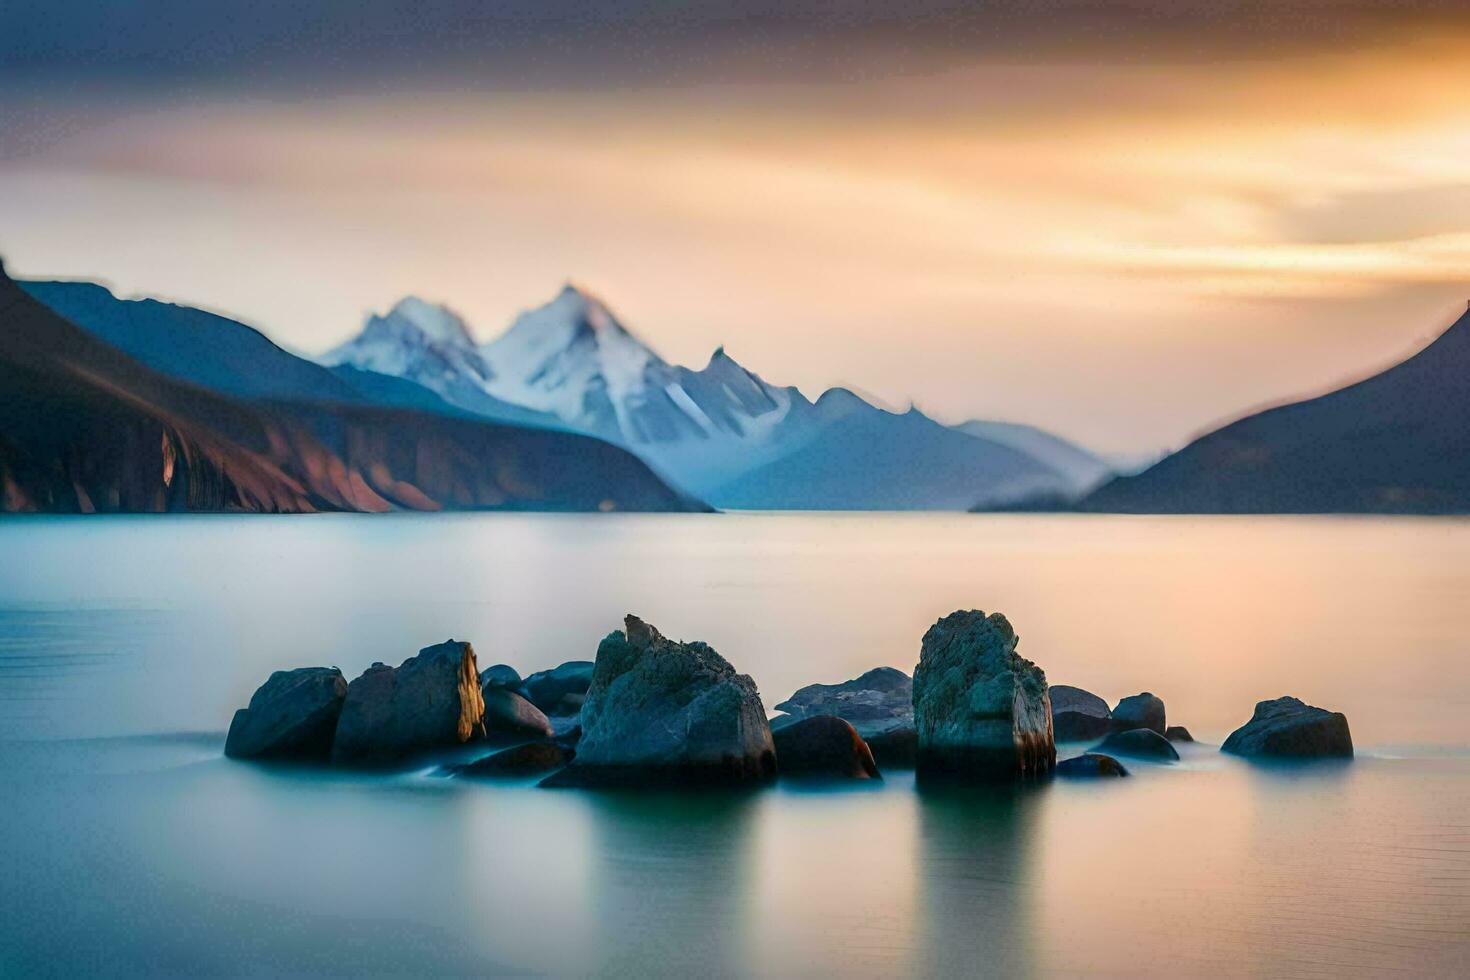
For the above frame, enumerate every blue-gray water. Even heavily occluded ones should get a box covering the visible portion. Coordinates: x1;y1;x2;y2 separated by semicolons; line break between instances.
1;514;1468;976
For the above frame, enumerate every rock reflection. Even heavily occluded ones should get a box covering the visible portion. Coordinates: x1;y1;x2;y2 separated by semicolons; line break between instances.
916;781;1045;976
579;789;763;976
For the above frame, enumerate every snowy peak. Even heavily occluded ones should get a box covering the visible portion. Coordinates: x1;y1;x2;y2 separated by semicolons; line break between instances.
320;296;495;392
479;284;671;433
384;296;476;348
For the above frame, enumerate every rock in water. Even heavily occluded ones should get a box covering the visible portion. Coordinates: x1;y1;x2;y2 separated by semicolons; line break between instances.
1055;753;1130;778
479;664;522;689
541;616;776;787
1099;728;1179;761
481;686;555;740
225;667;348;760
522;661;595;716
912;610;1055;781
331;640;486;765
774;667;912;725
1050;685;1113;740
1112;692;1166;735
773;715;880;779
1221;696;1353;759
1165;725;1194;743
862;722;919;768
453;741;574;778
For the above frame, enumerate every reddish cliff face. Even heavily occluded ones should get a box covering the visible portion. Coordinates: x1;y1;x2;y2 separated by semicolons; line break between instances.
0;265;701;514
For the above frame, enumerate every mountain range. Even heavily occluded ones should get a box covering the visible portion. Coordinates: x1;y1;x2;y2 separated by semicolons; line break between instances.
323;285;1108;507
14;259;1457;516
1075;303;1470;514
2;266;700;514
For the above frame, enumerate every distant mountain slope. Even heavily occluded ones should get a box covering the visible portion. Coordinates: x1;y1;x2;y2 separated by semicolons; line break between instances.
0;265;701;514
955;419;1110;495
20;280;366;405
712;398;1065;510
1079;305;1470;514
324;284;1091;507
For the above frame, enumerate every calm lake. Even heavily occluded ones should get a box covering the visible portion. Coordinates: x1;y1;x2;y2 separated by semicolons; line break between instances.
1;513;1468;976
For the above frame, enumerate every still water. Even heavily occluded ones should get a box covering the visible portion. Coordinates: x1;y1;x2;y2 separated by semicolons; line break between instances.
1;514;1468;976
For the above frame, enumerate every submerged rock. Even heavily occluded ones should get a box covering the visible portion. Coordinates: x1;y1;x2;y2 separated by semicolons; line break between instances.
225;667;348;760
522;661;594;717
1165;725;1195;743
331;640;486;765
1050;685;1113;741
541;616;776;788
481;686;555;740
772;715;880;779
1099;728;1179;761
1221;697;1353;759
774;667;912;725
479;664;523;690
912;610;1055;781
1055;753;1130;778
454;741;574;778
1112;692;1166;735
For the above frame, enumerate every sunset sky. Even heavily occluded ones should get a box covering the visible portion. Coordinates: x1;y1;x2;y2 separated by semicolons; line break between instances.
4;2;1470;454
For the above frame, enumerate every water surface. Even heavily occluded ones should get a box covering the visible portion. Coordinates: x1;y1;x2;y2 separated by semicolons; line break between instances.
1;514;1467;976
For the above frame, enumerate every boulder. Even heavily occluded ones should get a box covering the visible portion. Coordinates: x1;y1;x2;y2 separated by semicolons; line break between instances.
479;664;522;689
1165;725;1194;743
912;610;1055;781
453;741;574;778
541;616;776;787
772;715;880;779
862;722;918;768
522;660;594;717
331;640;486;765
1098;728;1179;761
1112;692;1166;735
225;667;348;760
1050;685;1113;741
481;686;554;740
774;667;912;726
1055;753;1129;778
772;666;917;766
1221;696;1353;759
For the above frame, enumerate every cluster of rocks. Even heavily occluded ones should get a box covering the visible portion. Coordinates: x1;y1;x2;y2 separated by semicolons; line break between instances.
225;608;1354;788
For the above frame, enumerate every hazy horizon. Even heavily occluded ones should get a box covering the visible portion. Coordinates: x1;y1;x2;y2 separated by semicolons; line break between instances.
5;1;1470;454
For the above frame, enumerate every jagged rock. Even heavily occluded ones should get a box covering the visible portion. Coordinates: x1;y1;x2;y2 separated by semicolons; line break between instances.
1165;725;1194;743
331;640;486;765
453;741;574;777
1112;692;1166;735
522;661;594;717
225;667;348;760
1055;753;1129;778
481;686;554;740
479;664;522;689
1050;685;1113;741
774;667;912;725
772;715;880;779
1099;728;1179;761
1222;697;1353;759
912;610;1055;781
541;616;775;787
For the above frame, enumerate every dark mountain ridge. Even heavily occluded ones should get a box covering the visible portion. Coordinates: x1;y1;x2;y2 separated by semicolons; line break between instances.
1079;304;1470;514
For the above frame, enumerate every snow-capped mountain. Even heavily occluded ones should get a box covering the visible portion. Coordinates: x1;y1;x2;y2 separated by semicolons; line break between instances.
319;284;1106;506
321;297;562;429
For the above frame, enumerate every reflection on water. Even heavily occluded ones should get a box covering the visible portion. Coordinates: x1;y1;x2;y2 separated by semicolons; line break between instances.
916;783;1039;977
0;736;1467;976
1;514;1469;975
